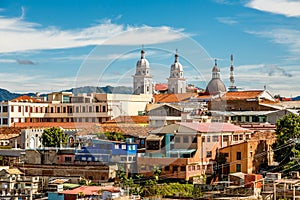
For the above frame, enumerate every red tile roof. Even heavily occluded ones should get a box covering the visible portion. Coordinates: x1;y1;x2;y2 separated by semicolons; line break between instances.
155;83;168;91
153;93;196;103
106;116;149;124
218;90;264;101
61;186;120;195
76;124;154;137
0;127;22;139
10;95;42;103
14;122;97;129
179;122;252;133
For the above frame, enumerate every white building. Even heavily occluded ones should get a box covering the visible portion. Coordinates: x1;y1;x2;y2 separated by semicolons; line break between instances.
168;51;186;94
133;49;153;95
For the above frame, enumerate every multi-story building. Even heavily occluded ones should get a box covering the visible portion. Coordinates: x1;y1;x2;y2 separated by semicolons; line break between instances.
219;132;275;174
0;167;40;199
137;122;252;181
75;138;138;174
0;92;152;127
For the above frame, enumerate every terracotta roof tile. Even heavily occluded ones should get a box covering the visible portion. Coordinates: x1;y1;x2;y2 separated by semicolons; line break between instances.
14;122;97;129
106;116;149;124
219;90;264;101
10;95;42;103
153;93;196;103
154;83;168;91
76;124;154;137
0;127;22;139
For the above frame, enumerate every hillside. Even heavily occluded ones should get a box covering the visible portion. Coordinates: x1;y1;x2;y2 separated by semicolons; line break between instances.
0;86;133;101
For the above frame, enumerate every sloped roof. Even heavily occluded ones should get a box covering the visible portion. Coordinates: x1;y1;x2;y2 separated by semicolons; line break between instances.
14;122;97;129
5;168;24;175
61;186;120;195
106;116;149;124
153;93;196;103
218;90;264;101
146;103;182;112
179;122;252;133
76;124;154;137
150;123;195;134
155;83;168;91
0;127;22;140
10;95;42;103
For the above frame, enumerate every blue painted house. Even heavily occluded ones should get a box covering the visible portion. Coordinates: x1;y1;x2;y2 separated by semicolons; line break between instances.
75;138;138;173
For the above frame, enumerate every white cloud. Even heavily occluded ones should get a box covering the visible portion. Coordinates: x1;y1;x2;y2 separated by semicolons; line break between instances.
216;17;238;25
0;59;16;63
246;28;300;56
246;0;300;17
0;14;187;53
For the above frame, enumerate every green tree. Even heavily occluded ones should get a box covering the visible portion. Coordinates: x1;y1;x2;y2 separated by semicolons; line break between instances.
41;127;68;147
272;113;300;172
97;132;125;141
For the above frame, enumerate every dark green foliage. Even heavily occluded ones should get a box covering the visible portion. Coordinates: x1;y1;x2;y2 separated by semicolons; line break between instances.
41;127;68;147
272;113;300;172
97;132;124;141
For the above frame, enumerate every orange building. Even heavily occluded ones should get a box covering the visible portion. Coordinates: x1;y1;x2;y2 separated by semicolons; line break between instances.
219;134;275;174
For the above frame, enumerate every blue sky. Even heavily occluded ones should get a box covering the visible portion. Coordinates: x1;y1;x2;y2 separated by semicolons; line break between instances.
0;0;300;97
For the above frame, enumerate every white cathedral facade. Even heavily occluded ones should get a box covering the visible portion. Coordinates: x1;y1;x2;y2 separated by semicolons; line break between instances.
133;49;186;95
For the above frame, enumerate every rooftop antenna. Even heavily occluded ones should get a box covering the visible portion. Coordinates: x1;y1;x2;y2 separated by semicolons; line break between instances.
230;54;235;88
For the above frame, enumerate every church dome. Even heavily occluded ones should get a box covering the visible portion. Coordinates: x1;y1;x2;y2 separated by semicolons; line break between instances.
136;49;150;69
205;78;226;94
171;53;183;71
205;59;226;94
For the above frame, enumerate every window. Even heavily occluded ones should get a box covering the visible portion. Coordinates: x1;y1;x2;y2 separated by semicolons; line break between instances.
57;107;60;113
76;106;79;113
122;145;126;150
18;106;21;112
102;106;106;112
82;106;86;112
2;118;8;124
239;135;243;140
202;136;205;142
89;106;93;112
11;106;14;112
206;151;212;158
224;153;229;157
236;152;241;160
250;152;253;157
132;145;136;150
114;144;119;149
207;136;211;142
245;134;250;140
212;136;219;142
223;135;229;142
65;157;72;162
183;136;189;143
2;106;8;112
236;164;241;172
164;166;170;171
180;166;186;171
233;135;238;141
175;137;181;143
128;145;132;150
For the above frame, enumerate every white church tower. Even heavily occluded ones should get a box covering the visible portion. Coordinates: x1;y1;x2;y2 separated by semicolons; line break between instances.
133;48;153;95
167;50;186;94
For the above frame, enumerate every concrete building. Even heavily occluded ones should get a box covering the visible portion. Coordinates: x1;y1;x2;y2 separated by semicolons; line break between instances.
219;133;275;174
0;168;40;199
137;122;252;181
